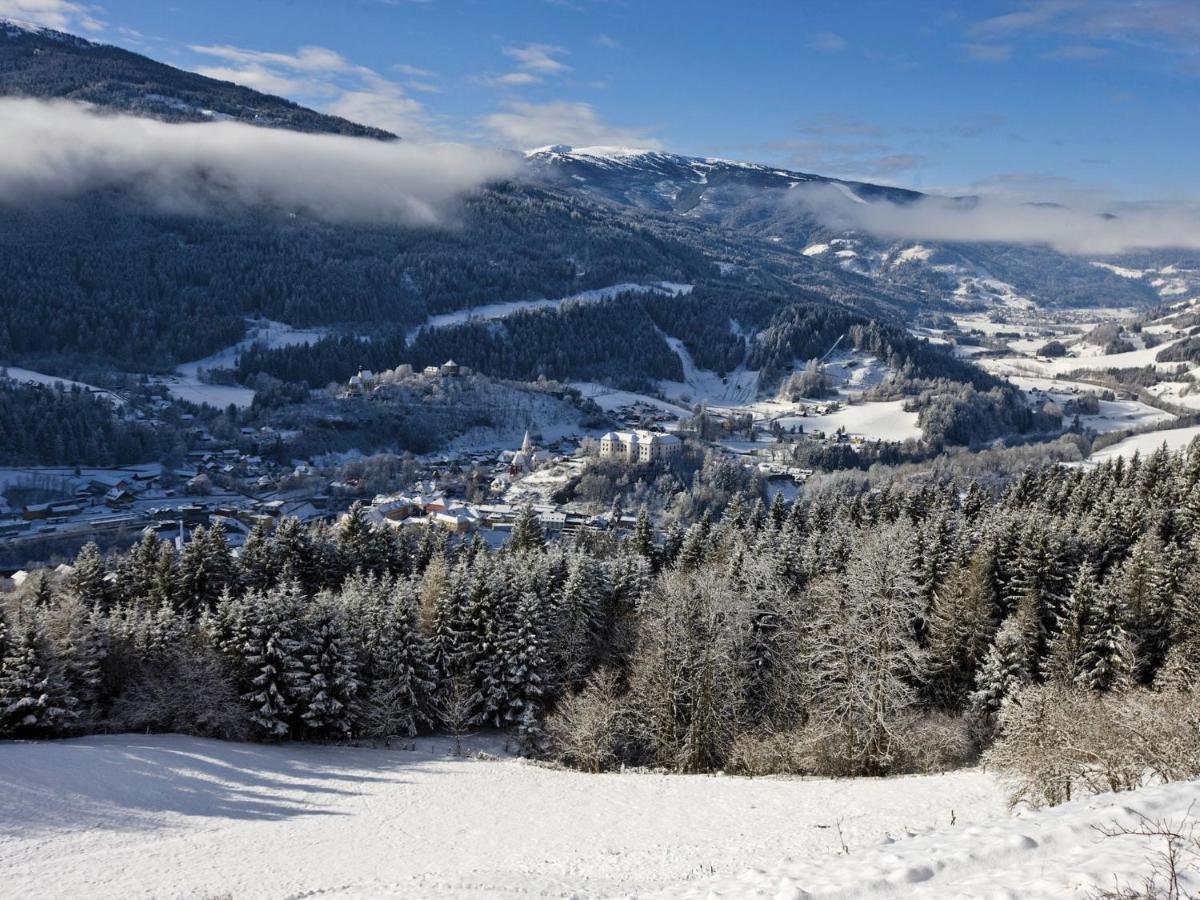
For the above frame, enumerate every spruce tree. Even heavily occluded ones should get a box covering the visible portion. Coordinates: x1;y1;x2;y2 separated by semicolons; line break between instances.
301;594;359;738
0;617;76;737
501;591;550;753
1045;563;1097;685
970;617;1030;726
632;507;656;566
1077;589;1134;693
923;549;998;708
360;580;437;739
67;542;109;611
241;582;310;738
461;563;506;726
510;505;546;553
59;605;108;726
554;554;604;690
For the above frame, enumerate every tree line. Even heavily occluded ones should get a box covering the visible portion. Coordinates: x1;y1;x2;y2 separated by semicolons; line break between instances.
3;444;1199;804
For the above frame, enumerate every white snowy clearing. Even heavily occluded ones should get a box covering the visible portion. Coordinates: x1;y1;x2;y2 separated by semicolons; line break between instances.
664;779;1200;899
659;335;759;406
0;734;1003;899
0;366;124;406
1085;425;1200;465
732;397;923;443
406;282;693;342
158;319;331;408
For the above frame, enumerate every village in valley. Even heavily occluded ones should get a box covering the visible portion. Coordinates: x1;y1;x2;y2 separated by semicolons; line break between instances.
5;260;1200;577
0;340;897;576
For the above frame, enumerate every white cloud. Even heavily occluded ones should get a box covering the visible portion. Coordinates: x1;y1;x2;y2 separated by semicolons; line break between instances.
190;43;350;73
0;98;517;224
969;0;1200;67
489;71;542;87
1041;43;1111;60
327;86;430;139
186;42;434;138
193;64;313;98
0;0;101;31
480;100;660;150
808;31;848;53
789;181;1200;255
503;42;571;74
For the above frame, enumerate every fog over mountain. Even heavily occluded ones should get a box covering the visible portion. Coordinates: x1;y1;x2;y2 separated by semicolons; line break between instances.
788;181;1200;256
0;98;517;225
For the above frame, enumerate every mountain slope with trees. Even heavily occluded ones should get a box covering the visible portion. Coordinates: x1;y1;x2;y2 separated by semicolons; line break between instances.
0;19;391;137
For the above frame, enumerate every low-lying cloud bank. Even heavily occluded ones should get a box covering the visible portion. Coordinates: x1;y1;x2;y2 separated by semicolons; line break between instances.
0;98;518;223
792;182;1200;256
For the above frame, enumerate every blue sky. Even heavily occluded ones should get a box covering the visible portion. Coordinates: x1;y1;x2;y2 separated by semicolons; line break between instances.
6;0;1200;200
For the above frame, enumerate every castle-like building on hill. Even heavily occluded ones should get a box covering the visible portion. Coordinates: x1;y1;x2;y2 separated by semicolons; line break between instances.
598;429;682;463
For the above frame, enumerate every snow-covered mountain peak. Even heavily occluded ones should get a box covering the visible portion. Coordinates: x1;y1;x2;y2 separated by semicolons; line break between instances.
1;17;97;47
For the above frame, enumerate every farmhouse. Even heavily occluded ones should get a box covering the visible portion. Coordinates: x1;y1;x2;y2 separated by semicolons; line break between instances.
599;429;683;463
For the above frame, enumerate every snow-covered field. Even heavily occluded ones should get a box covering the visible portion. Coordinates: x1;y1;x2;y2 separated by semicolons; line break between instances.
0;734;1003;899
1086;425;1200;464
2;735;1193;899
0;366;125;405
407;282;693;342
774;399;922;442
666;779;1200;899
158;319;331;408
659;335;759;406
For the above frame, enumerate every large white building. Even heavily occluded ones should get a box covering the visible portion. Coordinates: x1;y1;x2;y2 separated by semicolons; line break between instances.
599;430;683;463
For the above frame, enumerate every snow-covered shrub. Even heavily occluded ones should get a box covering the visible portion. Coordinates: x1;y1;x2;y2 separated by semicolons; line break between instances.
108;642;248;740
544;668;625;773
986;684;1200;809
726;728;807;777
890;712;977;774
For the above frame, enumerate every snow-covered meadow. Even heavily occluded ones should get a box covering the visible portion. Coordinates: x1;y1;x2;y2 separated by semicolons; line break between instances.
0;734;1005;898
3;735;1195;899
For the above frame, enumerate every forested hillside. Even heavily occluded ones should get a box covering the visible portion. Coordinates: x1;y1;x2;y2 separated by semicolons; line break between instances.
0;380;166;465
0;20;390;136
0;185;708;372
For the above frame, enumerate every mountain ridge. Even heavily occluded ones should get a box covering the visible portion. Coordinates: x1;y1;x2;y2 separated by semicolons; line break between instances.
0;17;394;138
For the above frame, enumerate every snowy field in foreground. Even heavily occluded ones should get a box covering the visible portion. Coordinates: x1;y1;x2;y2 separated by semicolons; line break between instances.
664;779;1200;899
0;734;1002;899
2;735;1193;899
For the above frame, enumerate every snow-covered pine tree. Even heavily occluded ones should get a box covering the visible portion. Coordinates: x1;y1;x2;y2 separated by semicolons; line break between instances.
0;615;76;737
300;593;359;738
360;579;437;740
923;547;998;708
553;553;605;691
177;526;236;616
58;603;108;726
806;527;924;774
429;562;470;687
509;504;546;553
337;501;383;580
768;490;788;528
67;541;109;611
501;591;550;753
969;616;1031;727
22;570;56;609
270;517;320;595
1045;562;1097;685
674;520;708;572
631;507;656;566
1076;587;1134;693
240;581;310;738
461;562;506;727
238;522;277;593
